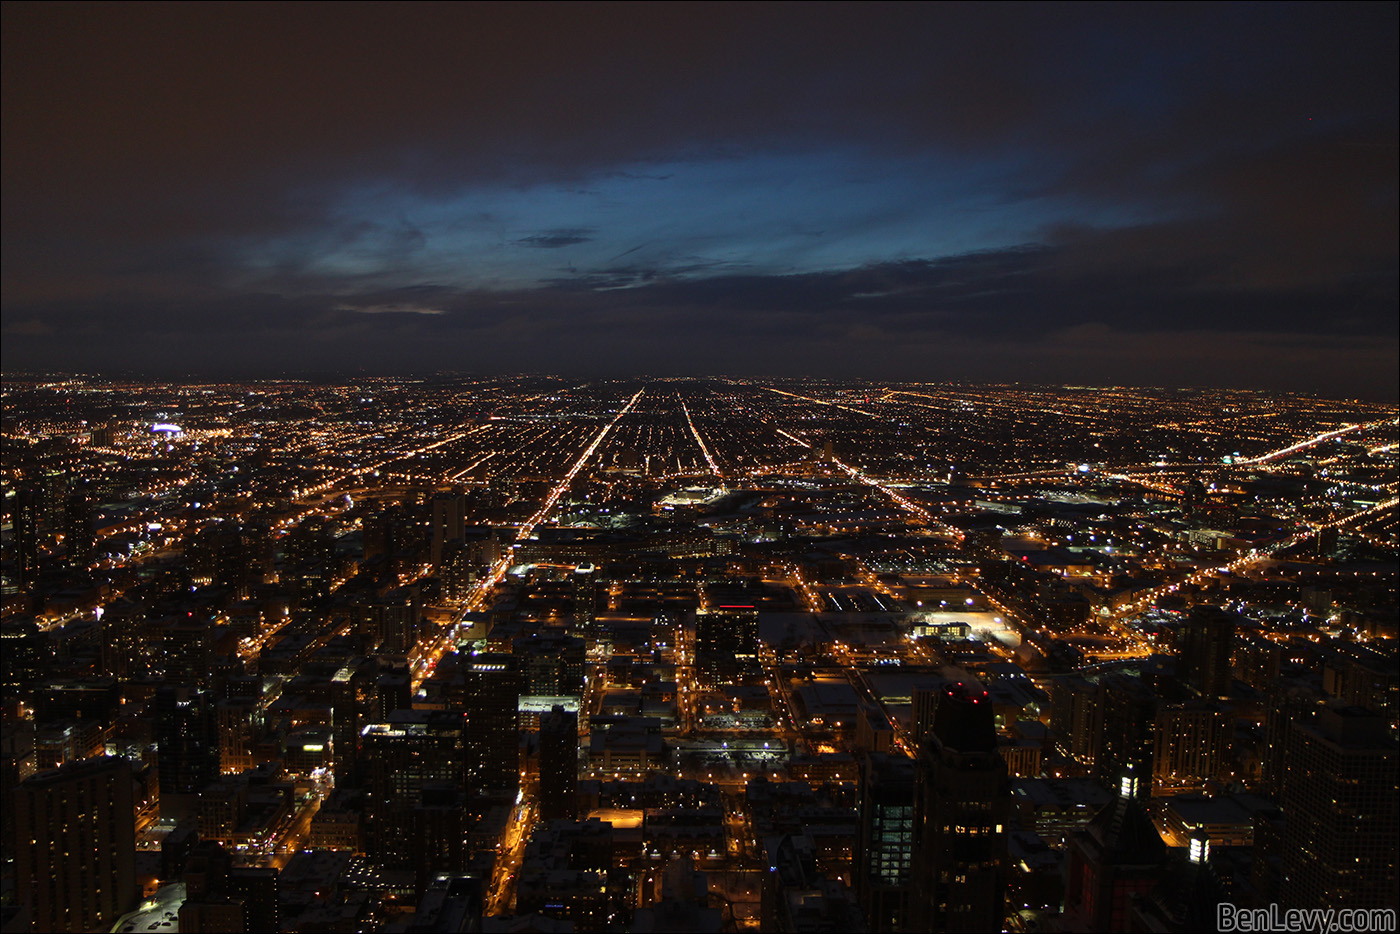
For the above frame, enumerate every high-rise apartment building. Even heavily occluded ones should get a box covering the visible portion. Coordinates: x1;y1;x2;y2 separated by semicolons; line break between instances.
1050;675;1100;767
1278;705;1398;911
283;516;337;603
1177;605;1236;700
539;705;579;821
910;682;1010;933
14;756;136;932
63;488;94;571
462;653;524;794
362;710;468;864
573;564;599;635
1094;674;1155;798
1261;684;1323;797
1153;700;1232;789
12;487;41;593
695;606;759;688
430;491;467;568
156;685;221;803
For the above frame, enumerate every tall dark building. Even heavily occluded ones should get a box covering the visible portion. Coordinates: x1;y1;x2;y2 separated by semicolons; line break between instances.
63;488;95;571
215;696;260;775
1234;632;1284;693
1176;605;1236;700
539;705;579;821
375;662;413;720
362;507;395;563
1261;684;1323;797
910;682;1010;933
439;539;475;601
99;599;148;679
856;751;918;932
156;685;221;802
573;563;599;634
1094;673;1155;798
331;659;375;788
462;652;524;794
430;490;467;568
1153;700;1232;789
412;782;472;897
161;616;215;685
516;632;586;695
1050;675;1100;767
1278;705;1398;911
38;468;68;529
695;606;759;688
189;521;261;597
362;710;468;864
14;756;137;933
1063;766;1168;932
356;588;419;655
910;681;945;748
12;487;42;592
179;841;280;934
283;516;337;603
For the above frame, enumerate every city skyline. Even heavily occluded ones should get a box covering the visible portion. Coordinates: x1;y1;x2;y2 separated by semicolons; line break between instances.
4;7;1397;927
3;3;1397;397
2;374;1396;930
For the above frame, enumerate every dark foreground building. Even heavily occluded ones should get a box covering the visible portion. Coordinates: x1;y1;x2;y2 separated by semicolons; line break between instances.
910;682;1010;932
14;755;136;932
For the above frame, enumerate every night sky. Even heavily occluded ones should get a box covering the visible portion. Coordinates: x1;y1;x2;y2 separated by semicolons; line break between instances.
3;3;1396;397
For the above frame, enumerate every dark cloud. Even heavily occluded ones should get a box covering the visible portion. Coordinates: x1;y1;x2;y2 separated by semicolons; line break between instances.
6;238;1394;396
516;229;596;249
2;2;1396;396
8;4;1391;228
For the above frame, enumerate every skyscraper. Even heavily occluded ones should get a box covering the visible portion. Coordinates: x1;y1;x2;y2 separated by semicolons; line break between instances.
1176;605;1236;700
1050;675;1101;768
1278;705;1398;911
910;682;1010;933
430;490;467;568
857;751;918;932
14;755;136;932
1153;700;1232;789
695;606;758;688
156;685;221;806
462;652;524;794
331;659;375;788
356;587;418;655
1063;766;1168;932
539;705;579;821
1260;684;1323;797
362;507;395;563
412;783;471;898
283;516;336;603
573;563;599;635
1094;674;1155;798
12;487;41;594
63;488;94;572
362;710;468;864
